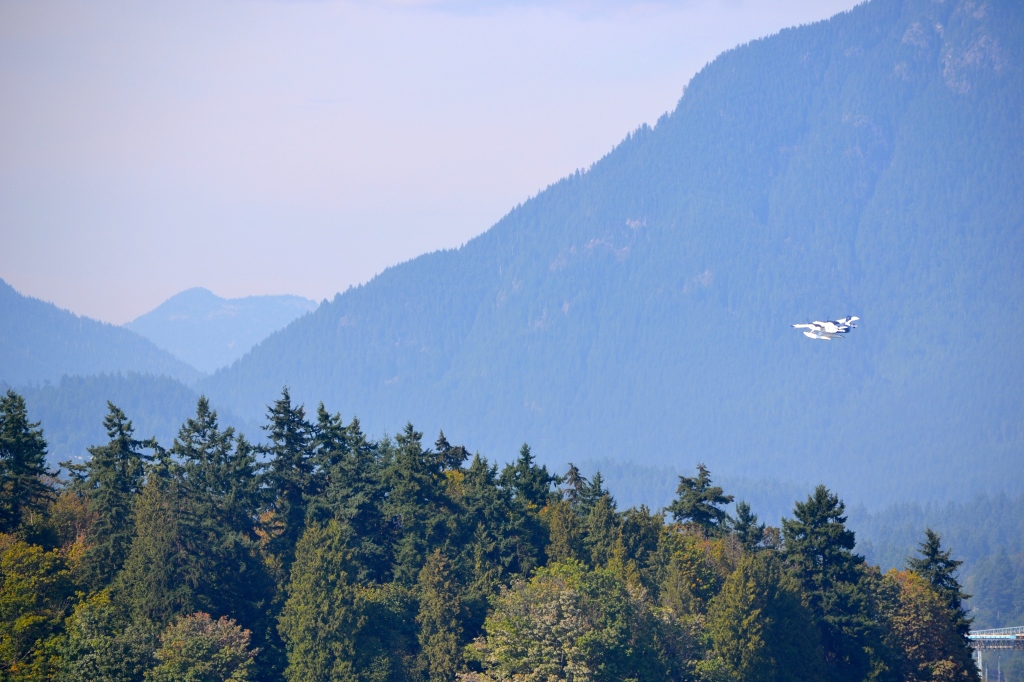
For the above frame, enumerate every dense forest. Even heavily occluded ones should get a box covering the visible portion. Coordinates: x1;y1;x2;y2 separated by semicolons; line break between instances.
0;388;989;681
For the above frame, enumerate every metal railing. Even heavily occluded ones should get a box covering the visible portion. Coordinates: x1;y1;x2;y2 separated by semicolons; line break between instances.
969;626;1024;650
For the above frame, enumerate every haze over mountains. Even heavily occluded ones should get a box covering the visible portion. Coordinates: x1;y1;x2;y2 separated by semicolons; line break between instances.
125;287;318;374
195;0;1023;506
1;0;1021;513
0;278;200;386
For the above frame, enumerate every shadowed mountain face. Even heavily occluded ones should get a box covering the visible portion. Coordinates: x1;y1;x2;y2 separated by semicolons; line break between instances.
0;279;201;386
126;288;318;374
201;0;1024;506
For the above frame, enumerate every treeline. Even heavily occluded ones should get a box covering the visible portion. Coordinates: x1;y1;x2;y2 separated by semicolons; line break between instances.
0;388;979;681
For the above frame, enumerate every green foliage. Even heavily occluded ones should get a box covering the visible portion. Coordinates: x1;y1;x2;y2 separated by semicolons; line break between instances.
67;403;153;589
876;571;978;682
53;590;154;682
0;391;52;536
906;529;973;647
666;464;733;537
278;520;361;682
415;550;463;681
261;388;315;571
705;552;826;682
470;560;691;682
145;612;257;682
0;387;1002;682
0;534;74;680
782;486;871;682
732;501;765;553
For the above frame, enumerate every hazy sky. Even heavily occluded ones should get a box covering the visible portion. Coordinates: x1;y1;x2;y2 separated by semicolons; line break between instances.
1;0;860;324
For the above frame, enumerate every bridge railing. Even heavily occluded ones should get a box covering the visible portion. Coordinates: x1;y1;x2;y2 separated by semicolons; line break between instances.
969;626;1024;650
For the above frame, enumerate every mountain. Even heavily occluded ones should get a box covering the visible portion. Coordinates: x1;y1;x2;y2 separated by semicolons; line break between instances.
201;0;1024;507
0;278;202;386
125;287;318;373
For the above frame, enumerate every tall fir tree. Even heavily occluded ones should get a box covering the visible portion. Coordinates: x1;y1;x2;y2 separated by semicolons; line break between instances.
906;529;973;639
499;444;557;510
732;500;766;552
781;485;871;682
262;388;315;571
666;463;733;536
0;391;52;535
311;408;392;584
383;424;455;585
73;403;154;590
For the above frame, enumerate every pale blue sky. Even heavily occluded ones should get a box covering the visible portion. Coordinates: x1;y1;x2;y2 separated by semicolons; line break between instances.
0;0;860;324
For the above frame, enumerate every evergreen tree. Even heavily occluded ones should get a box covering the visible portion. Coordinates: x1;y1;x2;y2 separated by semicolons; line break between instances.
906;529;972;639
383;424;454;585
0;391;52;535
115;471;195;627
73;403;153;589
577;471;609;517
706;552;826;682
433;432;468;473
781;485;871;682
561;463;587;507
544;500;585;565
278;520;360;682
732;501;766;552
262;388;315;570
666;463;733;536
499;444;557;510
312;410;392;585
416;550;464;681
583;492;619;568
170;398;276;675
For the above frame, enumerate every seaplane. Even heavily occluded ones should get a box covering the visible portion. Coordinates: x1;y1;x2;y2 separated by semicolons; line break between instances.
792;316;858;340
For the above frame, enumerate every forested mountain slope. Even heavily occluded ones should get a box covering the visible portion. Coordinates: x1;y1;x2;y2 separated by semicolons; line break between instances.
0;279;201;386
125;287;318;373
202;0;1024;506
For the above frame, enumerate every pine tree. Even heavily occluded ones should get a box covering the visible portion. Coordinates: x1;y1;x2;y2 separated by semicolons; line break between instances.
0;391;53;535
732;501;765;552
262;388;315;570
906;529;972;639
666;463;733;536
313;409;392;585
561;463;587;507
499;444;557;510
416;549;464;681
384;424;454;585
74;403;153;589
781;485;871;682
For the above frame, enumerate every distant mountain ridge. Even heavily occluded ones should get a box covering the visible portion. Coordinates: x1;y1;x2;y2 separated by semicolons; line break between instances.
126;287;318;373
0;278;201;386
201;0;1024;507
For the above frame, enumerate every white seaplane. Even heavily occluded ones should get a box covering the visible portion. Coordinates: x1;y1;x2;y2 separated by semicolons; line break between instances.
792;316;859;340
